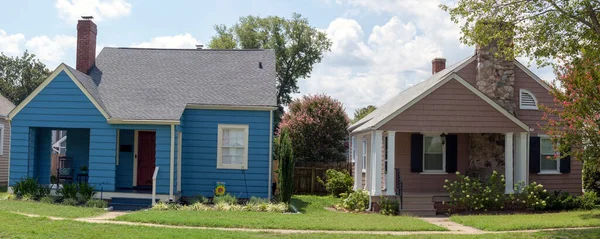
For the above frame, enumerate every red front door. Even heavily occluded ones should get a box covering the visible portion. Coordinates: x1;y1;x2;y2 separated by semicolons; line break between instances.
137;131;156;187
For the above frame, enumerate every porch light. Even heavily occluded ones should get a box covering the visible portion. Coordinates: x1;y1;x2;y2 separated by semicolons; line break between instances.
440;133;447;145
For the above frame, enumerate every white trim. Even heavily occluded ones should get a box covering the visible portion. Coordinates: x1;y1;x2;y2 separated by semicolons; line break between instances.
420;172;448;175
515;132;528;184
361;140;367;171
186;104;277;111
519;89;539;110
0;124;4;156
169;124;175;200
370;130;383;196
132;130;139;187
385;131;395;196
351;136;356;163
8;64;110;120
177;131;182;193
268;110;273;200
107;118;180;125
539;135;560;173
538;172;562;175
514;60;553;91
116;129;120;165
216;124;249;170
505;132;514;194
422;134;446;173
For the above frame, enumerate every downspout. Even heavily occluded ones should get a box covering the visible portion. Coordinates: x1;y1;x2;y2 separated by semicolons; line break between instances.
268;110;274;200
169;124;175;201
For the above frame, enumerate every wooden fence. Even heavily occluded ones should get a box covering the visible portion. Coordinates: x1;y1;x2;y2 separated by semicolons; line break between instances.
272;161;353;195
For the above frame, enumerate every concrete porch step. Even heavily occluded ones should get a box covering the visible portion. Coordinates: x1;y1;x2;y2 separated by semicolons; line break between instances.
400;209;437;217
109;197;154;211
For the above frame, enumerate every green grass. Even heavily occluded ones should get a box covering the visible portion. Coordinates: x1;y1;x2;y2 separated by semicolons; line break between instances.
451;210;600;231
116;195;445;231
0;199;105;218
2;211;600;239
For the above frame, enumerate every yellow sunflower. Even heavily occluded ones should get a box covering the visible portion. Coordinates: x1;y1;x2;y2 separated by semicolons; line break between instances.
215;184;226;196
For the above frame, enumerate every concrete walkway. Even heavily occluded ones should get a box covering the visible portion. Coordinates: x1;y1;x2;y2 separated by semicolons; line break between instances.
12;211;600;236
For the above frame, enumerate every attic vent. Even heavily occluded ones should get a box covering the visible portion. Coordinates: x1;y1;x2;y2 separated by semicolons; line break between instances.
520;89;538;110
258;62;263;69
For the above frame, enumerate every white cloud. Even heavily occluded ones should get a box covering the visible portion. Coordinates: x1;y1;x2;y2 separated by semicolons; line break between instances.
131;33;202;49
25;35;77;66
0;30;25;56
55;0;132;23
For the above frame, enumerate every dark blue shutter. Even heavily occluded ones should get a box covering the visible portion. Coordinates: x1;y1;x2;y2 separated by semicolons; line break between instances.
411;134;423;173
529;137;540;173
446;134;458;173
560;148;571;173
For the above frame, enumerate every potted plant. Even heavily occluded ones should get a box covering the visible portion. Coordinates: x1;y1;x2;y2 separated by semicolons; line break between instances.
80;165;88;174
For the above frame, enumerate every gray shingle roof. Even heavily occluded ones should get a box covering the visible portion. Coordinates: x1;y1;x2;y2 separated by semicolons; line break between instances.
349;55;476;133
83;47;276;120
64;64;108;114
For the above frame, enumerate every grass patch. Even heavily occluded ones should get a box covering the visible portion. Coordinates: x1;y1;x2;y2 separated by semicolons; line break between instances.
451;210;600;231
0;199;105;218
116;195;445;231
2;211;600;239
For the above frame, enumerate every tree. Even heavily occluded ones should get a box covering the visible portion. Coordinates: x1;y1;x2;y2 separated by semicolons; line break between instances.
279;94;349;162
275;127;294;203
0;51;50;104
352;105;376;123
208;13;332;118
441;1;600;66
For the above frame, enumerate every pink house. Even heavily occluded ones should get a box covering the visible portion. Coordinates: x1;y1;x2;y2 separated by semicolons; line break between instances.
348;43;581;216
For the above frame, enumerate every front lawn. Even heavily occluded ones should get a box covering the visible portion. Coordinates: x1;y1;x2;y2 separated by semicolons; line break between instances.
451;210;600;231
0;199;105;218
2;210;600;239
116;195;445;231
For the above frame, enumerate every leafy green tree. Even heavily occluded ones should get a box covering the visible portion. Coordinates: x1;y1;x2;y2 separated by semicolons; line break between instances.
0;51;50;104
275;128;294;203
279;94;349;162
352;105;376;123
208;13;332;118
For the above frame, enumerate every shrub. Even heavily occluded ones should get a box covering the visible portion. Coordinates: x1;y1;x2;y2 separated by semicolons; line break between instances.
86;199;108;208
13;177;42;198
62;198;79;206
40;196;55;204
37;185;51;199
247;196;269;205
580;191;598;210
275;128;295;203
444;172;486;211
185;202;211;211
6;194;17;201
510;181;548;211
188;195;209;204
546;191;581;211
20;194;34;201
317;169;354;197
379;196;399;216
339;189;369;211
151;202;170;211
213;194;237;205
267;203;288;213
78;183;95;202
60;183;78;200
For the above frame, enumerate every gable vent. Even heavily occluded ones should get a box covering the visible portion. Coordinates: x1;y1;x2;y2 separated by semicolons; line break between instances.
520;89;538;110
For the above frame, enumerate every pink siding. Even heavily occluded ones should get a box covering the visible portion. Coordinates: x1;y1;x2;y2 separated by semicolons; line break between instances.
513;66;554;133
0;119;9;186
380;79;524;133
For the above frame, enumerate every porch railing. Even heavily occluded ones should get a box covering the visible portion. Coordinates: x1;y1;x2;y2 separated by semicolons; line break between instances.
395;168;403;210
152;167;159;206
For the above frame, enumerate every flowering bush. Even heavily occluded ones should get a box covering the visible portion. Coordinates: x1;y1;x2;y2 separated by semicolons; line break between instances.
338;189;369;212
444;171;487;211
278;94;349;162
317;169;354;197
509;182;548;211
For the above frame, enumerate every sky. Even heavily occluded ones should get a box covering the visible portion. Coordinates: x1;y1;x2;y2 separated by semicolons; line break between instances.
0;0;555;116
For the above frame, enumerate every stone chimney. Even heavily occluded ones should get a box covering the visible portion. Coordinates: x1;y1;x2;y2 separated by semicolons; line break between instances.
475;20;515;114
76;16;97;74
432;58;446;74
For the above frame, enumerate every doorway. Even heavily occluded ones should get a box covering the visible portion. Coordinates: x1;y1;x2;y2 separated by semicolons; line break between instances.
135;131;156;187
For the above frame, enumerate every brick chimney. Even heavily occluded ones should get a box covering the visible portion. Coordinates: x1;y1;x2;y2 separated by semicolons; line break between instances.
432;58;446;74
76;16;97;74
475;20;515;114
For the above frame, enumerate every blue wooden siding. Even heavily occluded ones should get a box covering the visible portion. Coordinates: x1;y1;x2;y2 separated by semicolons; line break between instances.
116;130;134;188
66;128;90;179
180;109;270;198
34;128;51;184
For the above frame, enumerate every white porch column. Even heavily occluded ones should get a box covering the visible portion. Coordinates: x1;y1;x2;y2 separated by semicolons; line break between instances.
371;131;383;196
386;131;396;196
353;136;362;191
505;132;514;194
514;132;528;186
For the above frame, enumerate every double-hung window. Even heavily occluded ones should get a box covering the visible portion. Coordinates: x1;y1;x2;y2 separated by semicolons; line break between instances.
423;135;445;172
362;140;367;172
540;137;559;173
217;124;249;170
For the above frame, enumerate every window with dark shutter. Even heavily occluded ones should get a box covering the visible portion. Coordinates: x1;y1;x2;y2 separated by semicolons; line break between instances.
410;134;423;173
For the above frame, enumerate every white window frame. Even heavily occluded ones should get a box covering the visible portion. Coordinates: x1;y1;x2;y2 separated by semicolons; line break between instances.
362;140;367;172
519;89;539;110
539;135;560;174
422;134;446;173
351;136;356;163
217;124;249;170
0;124;4;155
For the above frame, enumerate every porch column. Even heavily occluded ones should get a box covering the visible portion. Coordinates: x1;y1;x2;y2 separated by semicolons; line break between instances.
514;132;528;186
371;130;383;196
505;132;514;194
386;131;396;196
353;135;363;191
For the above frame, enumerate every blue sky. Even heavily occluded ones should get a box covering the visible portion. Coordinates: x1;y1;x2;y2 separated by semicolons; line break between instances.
0;0;554;115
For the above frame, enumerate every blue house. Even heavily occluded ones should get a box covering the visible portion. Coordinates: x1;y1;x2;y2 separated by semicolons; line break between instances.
7;18;276;203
